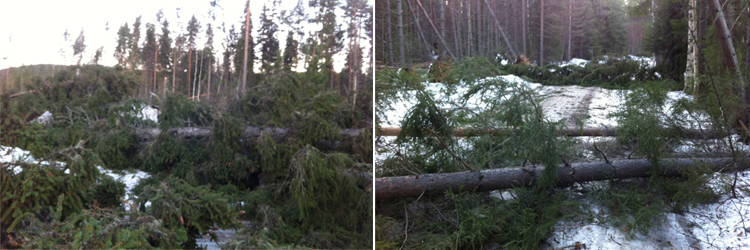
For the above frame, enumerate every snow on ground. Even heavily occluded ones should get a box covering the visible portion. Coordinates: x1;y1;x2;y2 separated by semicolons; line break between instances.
379;55;750;249
1;145;151;211
546;170;750;250
560;58;591;67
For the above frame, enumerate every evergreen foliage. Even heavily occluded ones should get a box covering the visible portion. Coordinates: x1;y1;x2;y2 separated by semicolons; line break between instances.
375;59;728;248
259;3;280;73
499;56;665;89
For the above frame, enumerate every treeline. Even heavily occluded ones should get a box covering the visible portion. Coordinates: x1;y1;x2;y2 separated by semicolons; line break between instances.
1;0;374;103
375;0;631;66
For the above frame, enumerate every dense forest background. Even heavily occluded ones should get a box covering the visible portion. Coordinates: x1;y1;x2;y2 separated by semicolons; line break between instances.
375;0;750;85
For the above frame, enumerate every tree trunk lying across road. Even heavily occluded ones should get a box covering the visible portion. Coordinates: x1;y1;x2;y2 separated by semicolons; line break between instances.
136;126;367;141
375;157;750;200
378;127;721;138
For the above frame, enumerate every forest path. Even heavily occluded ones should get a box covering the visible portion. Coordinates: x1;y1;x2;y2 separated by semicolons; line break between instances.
538;85;598;128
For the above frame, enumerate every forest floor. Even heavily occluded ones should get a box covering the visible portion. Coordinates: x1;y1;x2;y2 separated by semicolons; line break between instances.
377;57;750;249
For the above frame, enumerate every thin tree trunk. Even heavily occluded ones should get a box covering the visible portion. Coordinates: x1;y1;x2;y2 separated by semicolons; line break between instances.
197;50;203;102
708;0;748;116
240;0;250;93
522;0;526;56
375;157;750;199
207;58;211;101
188;49;192;96
406;0;432;58
746;2;750;74
154;43;158;98
414;0;457;60
685;0;697;94
483;0;517;59
567;0;572;61
385;0;395;66
438;0;445;46
539;0;544;66
396;0;406;67
467;0;473;57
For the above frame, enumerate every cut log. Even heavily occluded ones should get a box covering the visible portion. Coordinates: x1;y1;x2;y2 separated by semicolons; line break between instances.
136;126;367;142
375;157;750;199
378;127;721;139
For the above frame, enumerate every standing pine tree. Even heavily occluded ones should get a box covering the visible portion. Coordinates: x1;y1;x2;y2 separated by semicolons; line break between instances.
234;2;254;90
114;23;130;68
258;4;280;73
221;23;237;92
310;0;344;89
158;12;173;78
282;30;298;70
130;16;142;70
142;23;158;95
186;15;201;96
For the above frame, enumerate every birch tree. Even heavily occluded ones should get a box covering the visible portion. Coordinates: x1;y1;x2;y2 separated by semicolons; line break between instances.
684;0;697;94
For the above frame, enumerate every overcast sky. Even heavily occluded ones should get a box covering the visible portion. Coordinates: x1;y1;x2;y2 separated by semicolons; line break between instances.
0;0;372;72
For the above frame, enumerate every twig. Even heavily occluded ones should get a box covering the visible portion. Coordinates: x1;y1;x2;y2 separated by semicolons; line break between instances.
427;128;473;171
399;205;409;250
593;142;610;164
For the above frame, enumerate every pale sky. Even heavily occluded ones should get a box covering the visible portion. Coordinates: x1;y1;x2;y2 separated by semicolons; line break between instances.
0;0;372;72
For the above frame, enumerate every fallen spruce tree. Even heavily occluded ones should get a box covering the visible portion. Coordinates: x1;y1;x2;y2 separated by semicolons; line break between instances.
136;126;367;141
376;157;750;199
378;126;722;138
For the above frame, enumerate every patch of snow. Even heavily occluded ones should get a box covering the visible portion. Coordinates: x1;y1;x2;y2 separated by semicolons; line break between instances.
34;111;52;126
627;55;656;68
138;106;159;123
655;72;662;78
560;58;590;68
501;59;508;66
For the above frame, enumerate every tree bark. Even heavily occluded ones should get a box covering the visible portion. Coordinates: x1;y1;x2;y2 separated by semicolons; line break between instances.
375;157;750;199
467;0;473;57
438;0;445;48
396;0;406;67
685;0;697;94
567;0;572;61
188;49;192;96
240;0;250;93
708;0;749;126
539;0;544;66
378;126;722;138
522;0;527;56
385;0;395;67
135;126;367;142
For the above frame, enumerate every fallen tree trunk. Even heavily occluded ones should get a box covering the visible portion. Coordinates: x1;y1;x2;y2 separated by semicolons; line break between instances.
136;126;367;142
375;157;750;199
378;127;722;138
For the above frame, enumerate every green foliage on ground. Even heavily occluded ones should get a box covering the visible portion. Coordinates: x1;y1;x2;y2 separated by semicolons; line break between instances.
20;195;175;249
499;57;669;89
2;64;372;249
375;57;730;249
